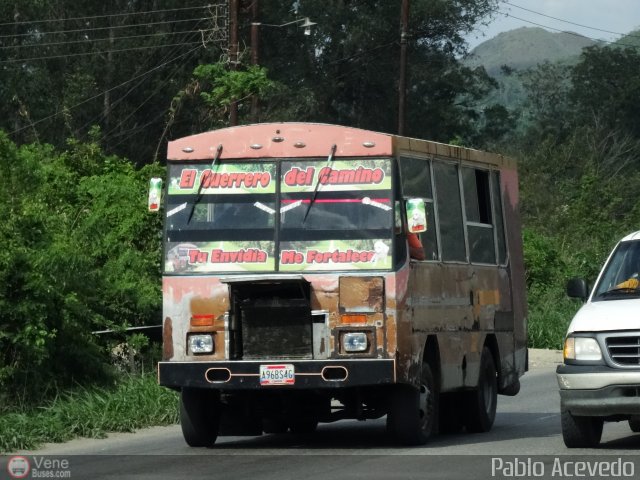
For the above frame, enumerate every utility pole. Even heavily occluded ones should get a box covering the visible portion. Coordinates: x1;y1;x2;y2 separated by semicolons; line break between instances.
250;0;260;122
398;0;409;135
229;0;239;126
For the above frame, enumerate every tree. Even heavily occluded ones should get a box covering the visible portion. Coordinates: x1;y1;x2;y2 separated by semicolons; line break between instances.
569;46;640;138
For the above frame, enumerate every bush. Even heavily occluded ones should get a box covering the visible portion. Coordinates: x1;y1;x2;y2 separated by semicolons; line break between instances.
0;131;165;408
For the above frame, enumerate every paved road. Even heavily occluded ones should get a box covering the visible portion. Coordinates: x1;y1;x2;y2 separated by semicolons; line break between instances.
11;361;640;479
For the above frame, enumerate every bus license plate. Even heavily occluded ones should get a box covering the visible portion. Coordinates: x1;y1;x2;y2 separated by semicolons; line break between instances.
260;364;295;386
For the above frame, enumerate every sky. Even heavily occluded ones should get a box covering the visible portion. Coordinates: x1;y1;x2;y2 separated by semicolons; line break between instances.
466;0;640;50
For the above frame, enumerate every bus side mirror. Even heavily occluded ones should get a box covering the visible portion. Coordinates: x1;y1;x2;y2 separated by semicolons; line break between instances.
148;178;163;212
566;277;588;301
405;198;427;233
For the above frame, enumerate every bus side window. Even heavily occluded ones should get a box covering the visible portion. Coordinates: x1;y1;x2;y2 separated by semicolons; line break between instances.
399;156;438;261
433;161;465;262
462;168;496;264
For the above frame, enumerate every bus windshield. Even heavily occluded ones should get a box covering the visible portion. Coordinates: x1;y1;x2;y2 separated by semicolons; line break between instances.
164;158;394;274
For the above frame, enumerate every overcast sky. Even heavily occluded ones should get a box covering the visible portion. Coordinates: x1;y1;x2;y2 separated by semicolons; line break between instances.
466;0;640;49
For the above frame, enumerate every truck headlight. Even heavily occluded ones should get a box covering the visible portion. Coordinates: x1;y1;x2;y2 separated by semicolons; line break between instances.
342;332;368;352
189;334;214;354
564;336;602;362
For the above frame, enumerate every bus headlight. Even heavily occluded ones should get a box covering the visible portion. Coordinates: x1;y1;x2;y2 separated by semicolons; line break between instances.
342;332;368;352
564;336;602;362
189;334;214;354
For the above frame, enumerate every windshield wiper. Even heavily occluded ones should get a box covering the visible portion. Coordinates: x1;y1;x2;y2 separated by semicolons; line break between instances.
302;143;337;224
187;144;223;224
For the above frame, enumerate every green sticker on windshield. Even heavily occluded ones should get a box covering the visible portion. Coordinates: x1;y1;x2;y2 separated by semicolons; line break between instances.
168;163;276;195
279;239;392;271
281;159;392;193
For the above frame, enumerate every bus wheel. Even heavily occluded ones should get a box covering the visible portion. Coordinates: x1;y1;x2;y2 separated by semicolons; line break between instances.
629;416;640;432
289;417;319;434
387;362;438;445
180;388;220;447
561;407;603;448
464;347;497;433
439;392;464;434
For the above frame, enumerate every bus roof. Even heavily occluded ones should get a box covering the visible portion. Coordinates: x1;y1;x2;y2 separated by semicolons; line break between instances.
167;122;513;169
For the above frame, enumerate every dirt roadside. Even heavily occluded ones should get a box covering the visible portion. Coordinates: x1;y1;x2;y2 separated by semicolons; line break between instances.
528;348;563;369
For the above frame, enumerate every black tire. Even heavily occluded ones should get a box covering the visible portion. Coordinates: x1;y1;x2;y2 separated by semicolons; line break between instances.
387;362;438;445
180;388;221;447
629;416;640;433
561;407;603;448
464;347;497;433
288;417;319;434
439;392;465;434
263;417;289;434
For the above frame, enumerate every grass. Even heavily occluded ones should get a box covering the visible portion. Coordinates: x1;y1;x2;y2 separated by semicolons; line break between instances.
527;288;580;350
0;374;179;454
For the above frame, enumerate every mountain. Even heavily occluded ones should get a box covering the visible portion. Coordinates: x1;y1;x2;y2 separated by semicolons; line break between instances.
464;26;597;77
462;27;599;114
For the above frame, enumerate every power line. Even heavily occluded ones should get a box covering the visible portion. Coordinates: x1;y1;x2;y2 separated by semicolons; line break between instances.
504;1;640;39
0;4;214;27
0;28;212;50
0;16;208;40
9;43;204;137
499;11;640;49
0;40;204;64
99;32;205;144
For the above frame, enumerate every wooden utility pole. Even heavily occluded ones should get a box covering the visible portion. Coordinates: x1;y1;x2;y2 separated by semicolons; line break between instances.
250;0;260;122
229;0;239;126
398;0;409;135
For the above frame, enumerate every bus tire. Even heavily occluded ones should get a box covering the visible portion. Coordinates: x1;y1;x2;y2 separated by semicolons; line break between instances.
629;416;640;432
561;408;603;448
180;388;220;447
439;392;464;434
289;417;319;434
464;347;497;433
387;362;438;445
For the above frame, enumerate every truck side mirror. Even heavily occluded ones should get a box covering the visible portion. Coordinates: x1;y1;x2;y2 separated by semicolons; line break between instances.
566;277;588;301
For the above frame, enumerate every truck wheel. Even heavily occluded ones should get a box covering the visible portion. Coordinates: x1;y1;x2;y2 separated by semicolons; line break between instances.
387;362;438;445
180;388;221;447
629;416;640;432
561;408;603;448
464;347;497;433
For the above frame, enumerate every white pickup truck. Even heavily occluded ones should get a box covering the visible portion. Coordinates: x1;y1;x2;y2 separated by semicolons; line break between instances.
557;230;640;447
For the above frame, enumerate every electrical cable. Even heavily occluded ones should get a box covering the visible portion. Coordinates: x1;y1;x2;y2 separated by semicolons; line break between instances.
498;11;640;49
0;4;216;27
0;28;212;50
0;16;208;40
0;40;203;64
9;43;204;137
504;1;640;39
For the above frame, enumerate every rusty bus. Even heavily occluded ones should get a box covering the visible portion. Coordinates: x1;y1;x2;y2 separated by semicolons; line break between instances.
157;123;527;446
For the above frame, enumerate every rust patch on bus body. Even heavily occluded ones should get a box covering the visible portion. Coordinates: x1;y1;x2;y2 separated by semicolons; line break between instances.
339;276;384;313
163;317;173;360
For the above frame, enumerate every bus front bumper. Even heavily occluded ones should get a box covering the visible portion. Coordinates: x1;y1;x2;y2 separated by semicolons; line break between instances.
158;359;396;390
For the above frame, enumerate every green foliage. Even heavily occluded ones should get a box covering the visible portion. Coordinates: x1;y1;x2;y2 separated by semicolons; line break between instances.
0;375;178;453
194;63;275;109
0;132;164;407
